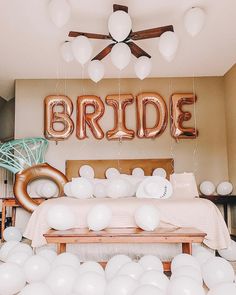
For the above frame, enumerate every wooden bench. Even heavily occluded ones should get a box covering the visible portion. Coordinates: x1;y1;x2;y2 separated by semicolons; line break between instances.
44;227;206;271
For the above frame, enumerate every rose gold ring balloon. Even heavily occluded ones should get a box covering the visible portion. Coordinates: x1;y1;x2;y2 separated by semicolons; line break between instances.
13;163;68;213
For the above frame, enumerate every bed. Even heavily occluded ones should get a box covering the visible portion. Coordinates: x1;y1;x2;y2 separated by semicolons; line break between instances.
24;158;231;261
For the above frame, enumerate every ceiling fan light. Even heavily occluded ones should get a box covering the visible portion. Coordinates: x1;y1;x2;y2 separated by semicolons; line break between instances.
134;56;152;80
110;42;131;70
71;36;93;65
48;0;71;28
158;31;179;62
60;42;74;62
184;7;206;37
108;11;132;42
88;60;105;83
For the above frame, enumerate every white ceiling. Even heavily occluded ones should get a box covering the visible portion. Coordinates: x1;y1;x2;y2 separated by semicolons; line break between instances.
0;0;236;99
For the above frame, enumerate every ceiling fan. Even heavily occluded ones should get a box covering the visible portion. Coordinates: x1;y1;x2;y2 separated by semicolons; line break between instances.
68;4;174;61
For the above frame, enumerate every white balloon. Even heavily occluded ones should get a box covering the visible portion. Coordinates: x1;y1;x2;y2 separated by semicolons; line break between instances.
53;252;80;269
106;275;138;295
117;262;144;280
73;271;106;295
79;165;95;179
3;226;22;242
106;178;130;198
184;7;206;37
88;60;105;83
139;255;163;272
37;249;57;263
134;56;152;80
36;181;44;196
0;241;19;262
158;31;179;62
140;270;169;292
132;168;145;177
111;42;131;70
70;177;94;198
47;204;76;230
72;36;93;65
192;244;215;266
217;181;233;196
46;265;77;295
199;181;215;195
79;261;105;276
6;251;31;266
41;181;58;198
60;42;74;62
105;254;132;280
19;282;53;295
167;276;205;295
105;167;120;179
8;242;33;258
64;182;73;196
171;253;201;272
171;265;203;285
108;11;132;42
133;284;164;295
218;239;236;261
134;205;160;231
152;168;167;178
24;255;51;283
48;0;71;28
207;282;236;295
94;183;107;198
202;257;235;289
87;204;112;231
0;262;26;295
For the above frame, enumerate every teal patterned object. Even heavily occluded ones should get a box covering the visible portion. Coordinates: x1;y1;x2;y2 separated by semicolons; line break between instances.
0;137;48;174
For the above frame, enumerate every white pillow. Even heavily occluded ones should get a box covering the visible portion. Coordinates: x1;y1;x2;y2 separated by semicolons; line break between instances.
170;173;199;199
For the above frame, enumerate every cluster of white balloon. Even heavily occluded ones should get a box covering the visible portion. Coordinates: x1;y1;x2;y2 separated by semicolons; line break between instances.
46;202;161;232
48;0;206;82
0;229;236;295
33;180;58;198
200;181;233;196
63;165;170;200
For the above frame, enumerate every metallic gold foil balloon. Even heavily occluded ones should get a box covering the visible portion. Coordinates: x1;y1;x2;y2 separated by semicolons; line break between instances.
13;163;68;212
136;92;168;138
44;95;74;141
76;95;105;140
106;94;135;140
170;93;198;139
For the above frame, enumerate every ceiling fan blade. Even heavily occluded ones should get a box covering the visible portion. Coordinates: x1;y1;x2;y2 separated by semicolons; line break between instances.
130;25;174;40
92;43;115;60
127;42;151;58
68;31;111;40
113;4;128;13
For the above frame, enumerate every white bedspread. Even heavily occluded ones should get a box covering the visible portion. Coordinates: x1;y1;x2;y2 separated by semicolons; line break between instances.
24;197;231;251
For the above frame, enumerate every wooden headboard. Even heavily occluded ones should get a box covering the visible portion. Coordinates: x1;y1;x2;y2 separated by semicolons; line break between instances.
66;159;174;180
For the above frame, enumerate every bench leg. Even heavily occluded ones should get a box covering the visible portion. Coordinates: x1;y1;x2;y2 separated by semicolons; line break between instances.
1;202;6;242
182;242;192;254
57;243;66;254
12;207;16;226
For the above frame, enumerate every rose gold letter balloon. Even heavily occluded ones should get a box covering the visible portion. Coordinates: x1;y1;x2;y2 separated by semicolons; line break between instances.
170;93;198;139
136;92;167;138
76;95;105;140
105;94;135;140
44;95;74;141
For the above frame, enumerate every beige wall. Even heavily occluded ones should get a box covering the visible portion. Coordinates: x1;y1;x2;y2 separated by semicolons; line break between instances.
15;77;228;186
224;64;236;233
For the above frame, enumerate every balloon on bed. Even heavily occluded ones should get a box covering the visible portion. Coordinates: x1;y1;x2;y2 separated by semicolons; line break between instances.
0;137;68;212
